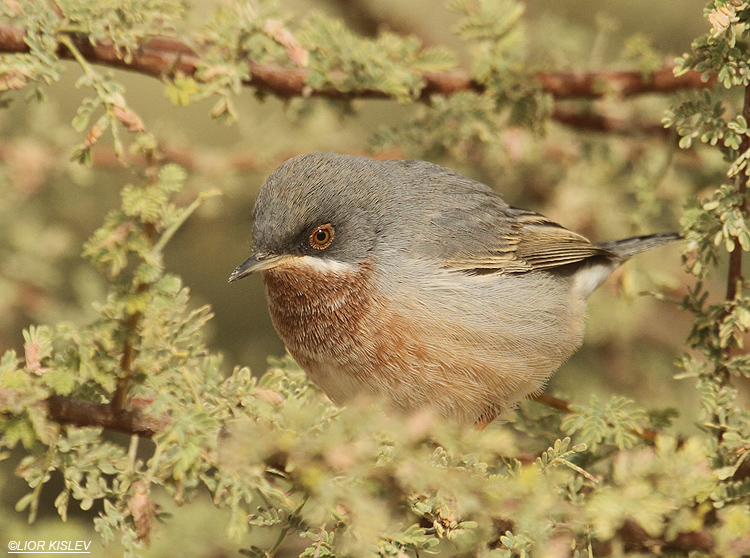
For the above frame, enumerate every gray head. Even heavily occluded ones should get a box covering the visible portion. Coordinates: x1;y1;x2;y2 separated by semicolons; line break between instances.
228;152;503;281
253;153;386;266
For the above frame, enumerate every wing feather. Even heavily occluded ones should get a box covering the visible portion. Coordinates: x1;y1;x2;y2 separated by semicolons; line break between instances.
440;207;613;274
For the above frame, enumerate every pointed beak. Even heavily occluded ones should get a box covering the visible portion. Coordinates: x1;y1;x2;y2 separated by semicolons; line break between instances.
228;252;289;283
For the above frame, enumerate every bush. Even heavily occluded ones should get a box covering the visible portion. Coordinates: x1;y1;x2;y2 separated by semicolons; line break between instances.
0;1;749;557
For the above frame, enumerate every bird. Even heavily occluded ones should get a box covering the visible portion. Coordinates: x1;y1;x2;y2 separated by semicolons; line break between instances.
229;152;679;425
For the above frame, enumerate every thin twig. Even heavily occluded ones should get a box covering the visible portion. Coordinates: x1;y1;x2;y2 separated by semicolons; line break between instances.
532;393;575;413
127;433;140;472
0;24;714;101
56;35;96;80
110;307;143;413
725;85;750;301
313;522;326;558
109;151;162;413
268;493;310;558
714;84;750;423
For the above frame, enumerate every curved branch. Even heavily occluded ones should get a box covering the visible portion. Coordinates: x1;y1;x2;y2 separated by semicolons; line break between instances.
0;389;168;437
0;24;712;101
536;67;713;100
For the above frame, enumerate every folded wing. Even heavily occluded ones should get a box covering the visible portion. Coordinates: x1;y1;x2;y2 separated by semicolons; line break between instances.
440;207;613;275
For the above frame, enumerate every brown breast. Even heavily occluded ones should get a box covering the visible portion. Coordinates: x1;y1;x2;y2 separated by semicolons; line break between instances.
262;259;377;365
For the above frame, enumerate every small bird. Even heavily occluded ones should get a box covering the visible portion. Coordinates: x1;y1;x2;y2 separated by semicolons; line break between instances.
229;152;678;425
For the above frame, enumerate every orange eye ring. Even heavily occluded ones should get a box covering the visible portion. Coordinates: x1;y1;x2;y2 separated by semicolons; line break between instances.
309;223;334;250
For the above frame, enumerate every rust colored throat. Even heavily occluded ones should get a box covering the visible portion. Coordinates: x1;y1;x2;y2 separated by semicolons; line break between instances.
261;259;376;364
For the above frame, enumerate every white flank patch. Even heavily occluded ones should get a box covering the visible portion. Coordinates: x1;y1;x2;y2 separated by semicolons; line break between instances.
572;262;618;299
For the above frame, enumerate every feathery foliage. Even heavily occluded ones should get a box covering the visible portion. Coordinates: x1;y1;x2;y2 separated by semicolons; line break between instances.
0;1;749;557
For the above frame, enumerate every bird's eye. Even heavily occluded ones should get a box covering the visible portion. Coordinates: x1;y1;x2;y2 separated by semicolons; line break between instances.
309;223;334;250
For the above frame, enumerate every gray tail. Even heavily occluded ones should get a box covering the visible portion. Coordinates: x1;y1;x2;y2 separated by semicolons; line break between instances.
597;232;681;259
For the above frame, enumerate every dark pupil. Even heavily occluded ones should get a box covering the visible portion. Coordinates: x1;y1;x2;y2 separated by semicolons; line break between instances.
315;230;328;243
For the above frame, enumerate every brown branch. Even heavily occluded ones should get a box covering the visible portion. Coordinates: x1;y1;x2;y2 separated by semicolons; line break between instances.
715;85;750;407
551;107;672;138
47;395;167;437
532;392;574;413
110;150;162;413
493;515;718;556
0;24;26;51
536;67;714;100
726;85;750;301
110;307;143;413
0;24;713;101
592;519;716;556
0;389;168;437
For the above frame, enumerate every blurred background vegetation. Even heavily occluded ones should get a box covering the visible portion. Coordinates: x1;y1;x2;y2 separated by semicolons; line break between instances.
0;0;742;555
